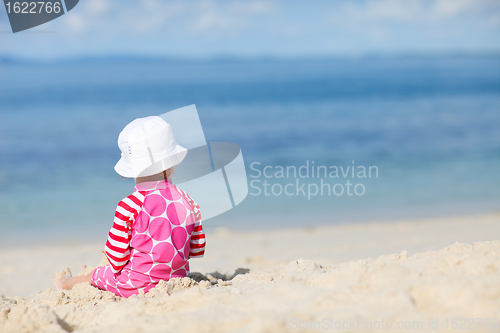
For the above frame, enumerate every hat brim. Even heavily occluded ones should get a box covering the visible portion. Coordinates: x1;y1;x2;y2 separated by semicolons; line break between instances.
114;144;188;178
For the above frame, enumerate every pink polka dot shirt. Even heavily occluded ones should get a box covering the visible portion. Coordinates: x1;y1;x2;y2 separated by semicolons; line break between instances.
91;179;205;298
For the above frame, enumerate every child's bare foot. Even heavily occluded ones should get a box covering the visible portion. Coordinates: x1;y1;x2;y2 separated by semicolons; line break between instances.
53;268;72;290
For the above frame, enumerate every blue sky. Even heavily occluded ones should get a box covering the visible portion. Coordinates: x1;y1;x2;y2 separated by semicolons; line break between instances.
1;0;500;59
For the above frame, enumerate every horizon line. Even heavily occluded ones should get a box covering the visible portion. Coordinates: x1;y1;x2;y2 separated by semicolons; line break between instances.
1;50;500;64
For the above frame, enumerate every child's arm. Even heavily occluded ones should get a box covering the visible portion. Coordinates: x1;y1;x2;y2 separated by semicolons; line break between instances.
188;199;205;259
104;192;144;273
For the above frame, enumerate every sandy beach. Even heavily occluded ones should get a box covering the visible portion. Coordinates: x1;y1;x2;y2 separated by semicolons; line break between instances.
1;213;499;333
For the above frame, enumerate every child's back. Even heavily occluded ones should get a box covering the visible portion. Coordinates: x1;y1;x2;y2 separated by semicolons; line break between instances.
93;179;205;298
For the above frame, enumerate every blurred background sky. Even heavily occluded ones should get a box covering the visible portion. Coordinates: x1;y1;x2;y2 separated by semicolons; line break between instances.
0;1;499;242
1;0;500;59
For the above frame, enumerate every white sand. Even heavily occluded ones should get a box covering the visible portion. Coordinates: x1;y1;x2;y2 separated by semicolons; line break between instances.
1;213;499;333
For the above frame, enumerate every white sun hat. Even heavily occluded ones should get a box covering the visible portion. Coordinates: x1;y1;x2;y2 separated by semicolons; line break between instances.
114;116;188;178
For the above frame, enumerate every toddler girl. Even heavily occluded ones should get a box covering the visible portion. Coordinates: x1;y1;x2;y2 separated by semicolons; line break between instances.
53;116;205;297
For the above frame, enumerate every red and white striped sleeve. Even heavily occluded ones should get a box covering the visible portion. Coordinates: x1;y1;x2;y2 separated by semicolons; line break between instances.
188;197;205;258
104;191;145;273
176;187;205;258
